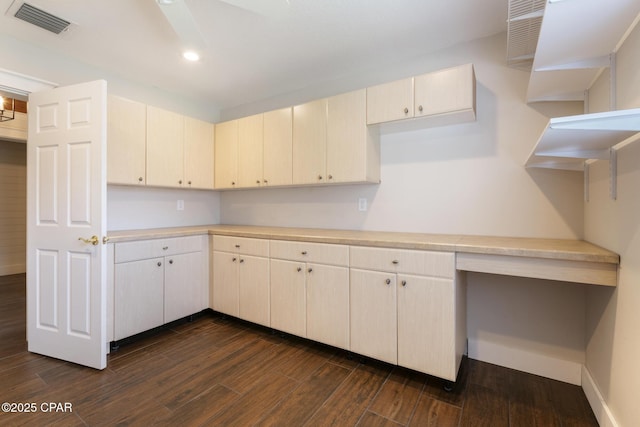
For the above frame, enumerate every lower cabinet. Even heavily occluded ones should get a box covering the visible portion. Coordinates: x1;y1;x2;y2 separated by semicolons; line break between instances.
112;236;208;341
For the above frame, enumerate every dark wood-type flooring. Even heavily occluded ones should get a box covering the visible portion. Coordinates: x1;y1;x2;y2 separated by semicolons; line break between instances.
1;273;598;426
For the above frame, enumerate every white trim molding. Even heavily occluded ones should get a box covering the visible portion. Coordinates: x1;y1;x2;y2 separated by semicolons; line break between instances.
0;68;57;97
582;366;619;427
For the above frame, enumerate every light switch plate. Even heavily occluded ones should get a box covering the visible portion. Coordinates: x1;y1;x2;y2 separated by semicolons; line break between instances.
358;198;367;212
177;199;184;211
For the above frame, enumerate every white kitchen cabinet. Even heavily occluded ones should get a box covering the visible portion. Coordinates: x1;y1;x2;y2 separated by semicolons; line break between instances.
146;105;184;187
214;119;238;189
327;89;380;184
366;63;475;127
114;257;164;341
263;107;293;187
112;235;208;342
107;95;147;185
349;246;465;382
212;236;270;326
349;268;398;364
270;240;350;349
238;113;264;188
293;98;327;185
183;116;214;189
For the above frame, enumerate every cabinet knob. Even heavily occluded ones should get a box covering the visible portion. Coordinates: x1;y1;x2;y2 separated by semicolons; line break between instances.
263;179;268;184
297;267;302;272
169;259;174;265
157;261;162;267
392;260;399;265
256;180;261;184
188;181;192;185
232;257;237;262
163;246;169;251
239;258;244;263
235;244;240;248
418;105;423;112
404;107;409;114
301;251;307;255
385;278;391;285
138;177;143;182
308;268;313;273
318;175;323;180
328;174;333;180
179;180;183;184
231;181;236;186
401;280;407;287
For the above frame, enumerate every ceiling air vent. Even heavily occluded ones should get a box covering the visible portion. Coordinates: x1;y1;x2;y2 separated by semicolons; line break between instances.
14;2;71;34
506;0;546;71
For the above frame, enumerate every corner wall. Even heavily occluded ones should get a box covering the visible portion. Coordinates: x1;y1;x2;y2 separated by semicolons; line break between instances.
220;33;589;384
583;18;640;427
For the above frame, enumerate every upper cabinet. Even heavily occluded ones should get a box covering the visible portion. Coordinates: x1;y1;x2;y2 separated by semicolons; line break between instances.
214;119;238;189
107;95;146;185
146;105;184;188
146;105;214;189
367;63;476;128
327;89;379;184
263;107;293;187
293;98;327;185
237;114;264;188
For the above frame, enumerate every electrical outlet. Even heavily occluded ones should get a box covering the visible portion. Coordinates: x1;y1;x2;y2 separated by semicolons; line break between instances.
177;199;184;211
358;198;367;212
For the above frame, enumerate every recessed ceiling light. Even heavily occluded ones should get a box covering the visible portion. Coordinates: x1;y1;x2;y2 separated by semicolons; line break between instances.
182;50;200;61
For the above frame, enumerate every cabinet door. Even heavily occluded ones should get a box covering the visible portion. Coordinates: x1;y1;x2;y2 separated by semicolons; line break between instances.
327;89;378;184
397;275;456;380
146;105;184;187
306;263;349;349
349;269;397;364
107;95;146;185
237;114;264;188
212;251;239;316
263;107;292;187
114;258;164;340
414;64;474;118
293;98;327;185
270;259;306;336
214;120;238;189
184;116;214;189
165;251;204;323
239;255;270;327
366;77;413;125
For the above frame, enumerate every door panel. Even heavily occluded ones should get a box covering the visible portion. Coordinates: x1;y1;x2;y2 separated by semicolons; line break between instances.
27;80;107;369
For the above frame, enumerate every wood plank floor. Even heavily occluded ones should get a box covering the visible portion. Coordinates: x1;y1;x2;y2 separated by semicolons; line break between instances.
1;273;599;426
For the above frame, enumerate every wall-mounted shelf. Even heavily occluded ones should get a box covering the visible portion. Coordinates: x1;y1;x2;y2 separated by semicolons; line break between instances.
525;108;640;171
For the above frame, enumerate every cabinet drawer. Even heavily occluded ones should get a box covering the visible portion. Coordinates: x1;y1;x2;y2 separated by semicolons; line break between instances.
270;240;349;266
213;235;269;257
115;235;204;263
350;246;454;278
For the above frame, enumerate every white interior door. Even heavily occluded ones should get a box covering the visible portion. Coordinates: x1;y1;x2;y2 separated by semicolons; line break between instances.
26;80;107;369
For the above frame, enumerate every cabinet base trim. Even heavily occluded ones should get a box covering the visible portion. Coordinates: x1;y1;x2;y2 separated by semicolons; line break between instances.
582;366;620;427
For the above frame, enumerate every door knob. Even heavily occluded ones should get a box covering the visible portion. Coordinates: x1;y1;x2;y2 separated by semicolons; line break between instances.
78;235;99;246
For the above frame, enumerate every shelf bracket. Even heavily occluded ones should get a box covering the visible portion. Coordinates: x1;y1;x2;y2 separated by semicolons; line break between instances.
609;148;617;200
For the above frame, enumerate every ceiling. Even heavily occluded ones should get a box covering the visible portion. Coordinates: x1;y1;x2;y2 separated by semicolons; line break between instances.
0;0;508;111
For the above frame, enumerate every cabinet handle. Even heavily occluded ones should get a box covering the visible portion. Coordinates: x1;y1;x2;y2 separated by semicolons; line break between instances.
239;259;244;263
231;181;236;186
418;105;423;113
263;179;268;184
169;259;173;265
162;246;169;251
308;268;313;273
297;267;302;272
385;278;391;285
188;180;192;185
401;280;407;287
157;261;162;267
301;251;307;255
392;260;399;265
235;244;240;248
232;257;237;262
138;177;143;182
179;180;183;184
404;107;409;114
328;174;333;180
318;175;323;180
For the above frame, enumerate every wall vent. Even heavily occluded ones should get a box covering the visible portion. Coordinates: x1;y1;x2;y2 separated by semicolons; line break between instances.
14;2;71;34
506;0;546;71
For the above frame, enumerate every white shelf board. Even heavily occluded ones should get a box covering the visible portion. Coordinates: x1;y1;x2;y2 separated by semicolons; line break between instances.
526;108;640;170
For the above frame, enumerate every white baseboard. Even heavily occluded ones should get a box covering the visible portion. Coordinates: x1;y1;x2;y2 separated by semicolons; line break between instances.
582;366;619;427
467;338;582;385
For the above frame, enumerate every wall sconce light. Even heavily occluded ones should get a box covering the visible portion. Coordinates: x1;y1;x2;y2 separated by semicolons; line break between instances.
0;96;16;122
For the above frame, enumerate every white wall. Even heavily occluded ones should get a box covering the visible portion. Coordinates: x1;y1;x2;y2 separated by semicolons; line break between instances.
219;33;590;383
584;20;640;427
